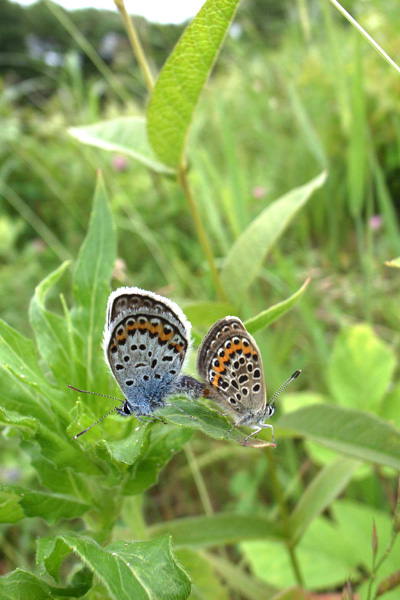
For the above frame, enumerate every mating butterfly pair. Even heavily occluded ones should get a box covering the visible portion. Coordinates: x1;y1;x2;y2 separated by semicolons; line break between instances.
71;287;300;445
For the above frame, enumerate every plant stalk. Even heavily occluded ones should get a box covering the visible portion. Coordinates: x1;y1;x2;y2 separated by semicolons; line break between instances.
178;164;227;301
266;450;305;587
114;0;155;93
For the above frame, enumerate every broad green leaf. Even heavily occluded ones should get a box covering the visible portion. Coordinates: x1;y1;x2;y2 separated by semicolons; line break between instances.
247;501;400;593
29;261;74;386
96;420;152;466
0;319;58;404
276;404;400;469
175;549;230;600
147;0;241;167
37;534;191;600
221;172;327;302
0;568;91;599
183;302;235;330
382;382;400;422
160;398;277;448
0;484;90;525
0;569;54;600
331;500;400;600
385;257;400;268
241;514;358;590
69;117;174;175
0;407;38;438
288;457;359;544
71;173;116;390
122;424;193;495
183;301;235;344
327;324;396;414
204;552;279;600
149;512;282;548
245;279;310;334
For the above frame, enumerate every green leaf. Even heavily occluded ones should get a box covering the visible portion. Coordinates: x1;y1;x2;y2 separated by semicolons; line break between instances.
276;404;400;469
0;568;91;599
0;320;68;431
347;36;367;218
37;534;191;600
149;512;282;548
0;319;57;403
0;407;38;438
204;552;279;600
327;324;396;414
161;398;277;448
175;549;230;600
147;0;241;167
122;424;193;495
0;484;91;525
241;515;357;590
385;257;400;268
220;172;327;302
69;117;174;175
288;457;359;545
71;172;116;390
183;302;236;331
0;569;54;600
29;261;73;386
245;279;310;335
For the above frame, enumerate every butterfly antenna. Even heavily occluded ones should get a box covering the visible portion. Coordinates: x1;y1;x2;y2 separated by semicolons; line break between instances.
269;369;301;408
73;406;119;440
68;385;125;440
68;385;124;403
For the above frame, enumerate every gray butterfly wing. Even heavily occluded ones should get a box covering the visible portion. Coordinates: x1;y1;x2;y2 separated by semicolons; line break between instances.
103;287;191;409
197;316;266;421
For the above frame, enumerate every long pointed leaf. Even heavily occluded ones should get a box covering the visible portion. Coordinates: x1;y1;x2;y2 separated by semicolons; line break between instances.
221;172;327;302
71;173;116;389
147;0;241;167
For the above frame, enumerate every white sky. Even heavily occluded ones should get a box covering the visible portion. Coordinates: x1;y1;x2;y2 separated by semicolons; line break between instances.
13;0;205;24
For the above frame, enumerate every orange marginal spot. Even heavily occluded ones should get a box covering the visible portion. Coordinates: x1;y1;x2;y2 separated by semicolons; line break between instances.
126;321;138;332
159;324;174;342
212;373;221;388
116;331;126;342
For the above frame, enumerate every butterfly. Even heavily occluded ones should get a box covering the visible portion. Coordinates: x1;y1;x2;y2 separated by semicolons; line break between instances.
70;287;204;439
196;316;300;445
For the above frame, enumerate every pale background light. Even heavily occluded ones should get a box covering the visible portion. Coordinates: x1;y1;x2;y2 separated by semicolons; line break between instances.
11;0;205;24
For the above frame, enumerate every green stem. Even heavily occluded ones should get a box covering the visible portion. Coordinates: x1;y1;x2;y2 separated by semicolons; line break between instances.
178;164;226;301
367;478;400;600
327;0;400;75
266;451;305;587
184;443;214;517
114;0;155;93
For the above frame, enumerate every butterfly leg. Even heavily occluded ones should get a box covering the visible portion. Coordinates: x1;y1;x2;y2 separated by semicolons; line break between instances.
164;402;200;422
243;423;275;445
135;415;167;425
226;416;248;439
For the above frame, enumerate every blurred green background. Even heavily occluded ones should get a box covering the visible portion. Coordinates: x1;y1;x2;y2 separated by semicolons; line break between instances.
1;0;400;596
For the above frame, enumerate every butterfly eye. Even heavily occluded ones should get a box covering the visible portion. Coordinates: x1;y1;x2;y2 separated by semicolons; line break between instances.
267;405;275;417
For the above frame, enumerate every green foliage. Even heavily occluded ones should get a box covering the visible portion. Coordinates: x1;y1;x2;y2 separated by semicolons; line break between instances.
147;0;241;168
1;0;400;598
